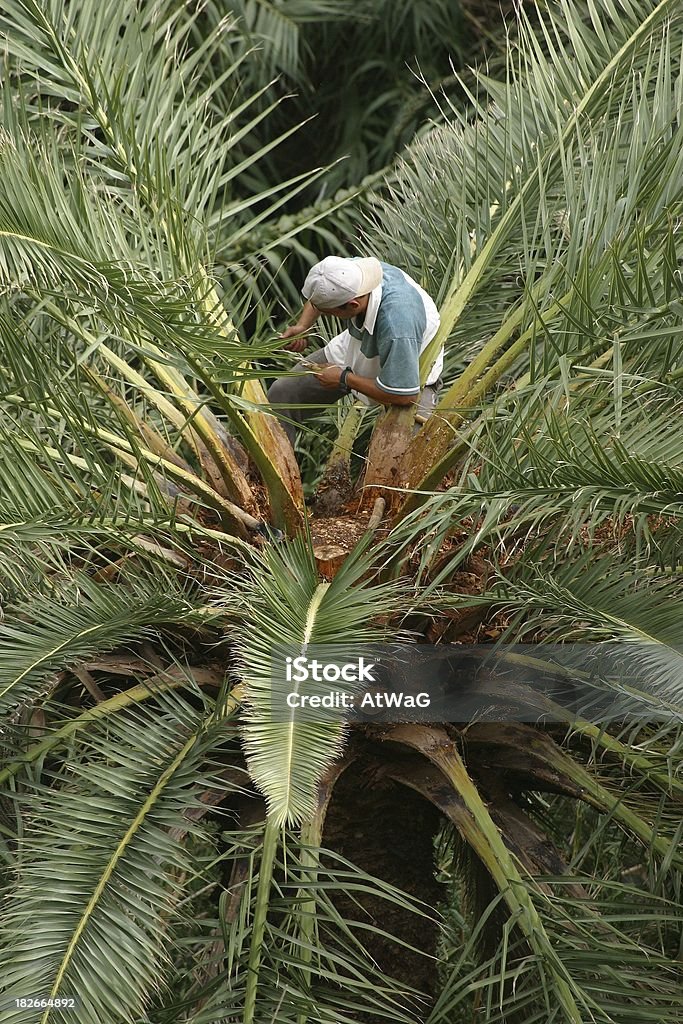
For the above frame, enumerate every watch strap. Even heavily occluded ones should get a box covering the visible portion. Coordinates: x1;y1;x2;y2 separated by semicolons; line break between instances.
339;366;353;392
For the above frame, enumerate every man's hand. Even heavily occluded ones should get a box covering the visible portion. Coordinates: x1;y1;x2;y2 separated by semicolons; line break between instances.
319;368;416;407
279;302;320;351
280;324;309;352
314;364;344;389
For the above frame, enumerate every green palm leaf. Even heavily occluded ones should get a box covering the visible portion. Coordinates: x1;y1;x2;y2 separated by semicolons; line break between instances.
228;534;407;826
0;691;240;1024
366;0;683;491
0;573;201;717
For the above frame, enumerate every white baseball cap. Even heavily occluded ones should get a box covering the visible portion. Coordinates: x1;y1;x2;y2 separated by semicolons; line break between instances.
302;256;383;309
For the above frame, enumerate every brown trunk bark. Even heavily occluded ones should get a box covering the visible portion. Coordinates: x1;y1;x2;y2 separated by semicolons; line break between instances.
358;405;415;511
313;543;347;579
239;378;306;534
321;751;444;1023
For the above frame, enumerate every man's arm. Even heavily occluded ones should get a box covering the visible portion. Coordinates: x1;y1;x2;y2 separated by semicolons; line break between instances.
315;365;416;406
280;300;320;352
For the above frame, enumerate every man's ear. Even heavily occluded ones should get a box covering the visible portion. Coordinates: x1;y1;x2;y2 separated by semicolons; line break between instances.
343;299;362;313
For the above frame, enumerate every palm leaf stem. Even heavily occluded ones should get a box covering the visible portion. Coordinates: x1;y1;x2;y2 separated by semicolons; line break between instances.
182;346;305;534
296;817;323;1024
194;267;304;533
39;729;202;1021
82;365;195;473
415;0;678;386
478;724;683;869
402;300;566;510
499;653;683;798
137;345;257;510
277;580;330;819
6;396;260;535
107;443;257;535
37;301;204;462
401;335;618;520
387;724;585;1023
419;274;556;391
0;676;239;789
496;644;683;720
243;816;280;1024
549;747;682;868
170;518;256;555
565;715;683;800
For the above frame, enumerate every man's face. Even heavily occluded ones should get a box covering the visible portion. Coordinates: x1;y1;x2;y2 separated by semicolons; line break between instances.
312;297;366;320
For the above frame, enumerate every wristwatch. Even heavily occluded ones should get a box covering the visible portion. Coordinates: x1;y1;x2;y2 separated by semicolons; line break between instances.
339;366;353;393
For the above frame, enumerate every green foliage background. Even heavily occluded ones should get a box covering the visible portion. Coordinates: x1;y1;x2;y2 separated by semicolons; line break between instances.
0;3;682;1024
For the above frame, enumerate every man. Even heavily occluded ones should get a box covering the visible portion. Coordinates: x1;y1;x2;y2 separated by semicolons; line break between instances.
267;255;443;444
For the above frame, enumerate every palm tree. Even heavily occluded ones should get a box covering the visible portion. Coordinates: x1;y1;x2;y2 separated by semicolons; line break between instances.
221;0;470;193
1;2;683;1023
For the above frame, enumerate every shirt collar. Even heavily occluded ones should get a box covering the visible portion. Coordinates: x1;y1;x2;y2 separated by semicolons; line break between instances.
354;281;382;334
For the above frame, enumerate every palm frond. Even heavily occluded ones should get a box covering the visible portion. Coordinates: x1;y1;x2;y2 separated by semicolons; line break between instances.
431;878;682;1023
363;0;683;489
161;832;435;1024
0;689;242;1024
224;534;407;826
0;571;201;718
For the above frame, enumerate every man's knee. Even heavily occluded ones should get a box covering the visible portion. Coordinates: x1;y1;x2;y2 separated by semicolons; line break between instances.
267;376;292;404
267;350;326;404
